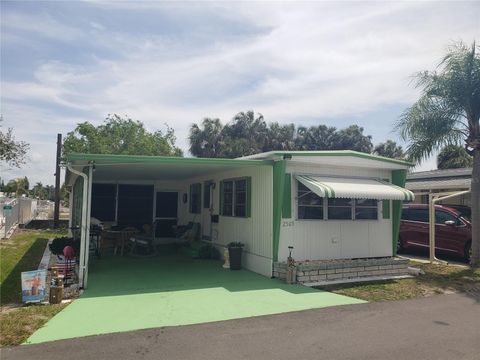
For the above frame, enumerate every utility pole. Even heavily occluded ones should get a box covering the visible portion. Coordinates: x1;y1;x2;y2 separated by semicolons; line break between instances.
53;133;62;228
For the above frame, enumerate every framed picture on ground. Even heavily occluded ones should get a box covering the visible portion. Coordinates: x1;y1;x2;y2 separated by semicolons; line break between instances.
21;270;47;303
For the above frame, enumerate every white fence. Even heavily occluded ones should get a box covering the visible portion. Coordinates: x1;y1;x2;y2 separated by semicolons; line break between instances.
0;197;38;239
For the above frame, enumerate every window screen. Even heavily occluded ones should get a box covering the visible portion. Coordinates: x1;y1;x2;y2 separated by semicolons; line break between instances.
328;198;353;220
91;183;117;221
297;182;323;219
117;184;153;229
355;199;378;220
190;183;201;214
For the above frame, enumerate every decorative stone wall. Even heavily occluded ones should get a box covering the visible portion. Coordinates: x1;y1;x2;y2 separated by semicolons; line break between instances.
273;257;410;284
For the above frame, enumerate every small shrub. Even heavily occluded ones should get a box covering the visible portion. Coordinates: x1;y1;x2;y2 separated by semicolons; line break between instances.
227;241;244;248
49;237;79;256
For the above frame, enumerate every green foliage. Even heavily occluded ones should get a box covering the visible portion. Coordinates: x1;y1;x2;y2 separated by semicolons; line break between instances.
227;241;244;248
63;114;183;157
373;140;406;160
49;236;79;255
396;41;480;162
189;111;374;158
3;177;29;196
396;40;480;267
437;144;473;169
0;118;29;168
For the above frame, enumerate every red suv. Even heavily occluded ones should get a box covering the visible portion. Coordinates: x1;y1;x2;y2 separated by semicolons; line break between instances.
399;204;472;262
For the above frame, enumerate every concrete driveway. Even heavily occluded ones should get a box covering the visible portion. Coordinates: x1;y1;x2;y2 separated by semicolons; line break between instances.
4;293;479;360
26;254;362;344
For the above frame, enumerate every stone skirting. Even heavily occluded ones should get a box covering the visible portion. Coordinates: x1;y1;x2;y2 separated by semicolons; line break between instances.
273;257;410;284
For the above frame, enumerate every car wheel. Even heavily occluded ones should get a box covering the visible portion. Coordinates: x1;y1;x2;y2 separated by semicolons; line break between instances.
464;241;472;263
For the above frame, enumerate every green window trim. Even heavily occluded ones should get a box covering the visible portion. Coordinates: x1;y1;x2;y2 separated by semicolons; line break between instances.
382;200;391;219
282;173;292;218
219;177;252;218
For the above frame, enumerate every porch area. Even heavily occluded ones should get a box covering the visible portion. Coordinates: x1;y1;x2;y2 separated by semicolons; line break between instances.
26;253;364;344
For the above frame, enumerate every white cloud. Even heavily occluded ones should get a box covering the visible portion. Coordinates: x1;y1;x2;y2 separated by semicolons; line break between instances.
1;1;479;184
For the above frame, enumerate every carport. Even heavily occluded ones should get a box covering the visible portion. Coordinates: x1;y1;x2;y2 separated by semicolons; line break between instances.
26;253;364;344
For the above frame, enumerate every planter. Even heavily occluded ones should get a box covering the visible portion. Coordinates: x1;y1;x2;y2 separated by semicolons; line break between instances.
228;247;243;270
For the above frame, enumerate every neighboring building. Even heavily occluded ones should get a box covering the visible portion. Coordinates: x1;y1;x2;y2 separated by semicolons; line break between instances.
64;150;414;287
406;168;472;206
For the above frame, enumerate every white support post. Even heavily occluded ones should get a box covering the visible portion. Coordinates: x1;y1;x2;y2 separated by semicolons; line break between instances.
66;164;89;288
83;165;93;288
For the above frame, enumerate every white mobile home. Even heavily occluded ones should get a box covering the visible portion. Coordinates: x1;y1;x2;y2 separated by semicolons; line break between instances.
64;150;413;287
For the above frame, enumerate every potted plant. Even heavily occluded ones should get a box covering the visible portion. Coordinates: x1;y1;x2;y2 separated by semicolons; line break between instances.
227;242;244;270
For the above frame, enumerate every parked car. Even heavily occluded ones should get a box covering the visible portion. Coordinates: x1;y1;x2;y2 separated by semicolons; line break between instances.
399;204;472;262
445;204;471;221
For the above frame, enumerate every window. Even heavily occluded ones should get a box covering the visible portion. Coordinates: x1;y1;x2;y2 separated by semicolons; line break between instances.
222;181;234;216
234;179;247;217
91;183;117;221
189;183;201;214
435;210;459;225
221;178;250;217
203;182;211;209
328;198;353;219
297;182;323;219
402;208;429;223
355;199;378;220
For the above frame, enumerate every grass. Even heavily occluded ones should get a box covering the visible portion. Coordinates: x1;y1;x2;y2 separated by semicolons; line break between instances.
0;304;67;347
1;229;66;305
0;228;68;347
319;261;480;302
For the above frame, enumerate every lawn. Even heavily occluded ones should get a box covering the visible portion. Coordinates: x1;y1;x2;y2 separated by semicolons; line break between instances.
0;229;67;347
319;261;480;302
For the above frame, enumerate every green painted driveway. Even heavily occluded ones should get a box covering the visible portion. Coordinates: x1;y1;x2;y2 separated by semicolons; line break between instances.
27;254;364;344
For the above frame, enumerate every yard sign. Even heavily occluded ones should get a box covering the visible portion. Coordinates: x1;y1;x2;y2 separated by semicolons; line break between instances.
21;270;47;303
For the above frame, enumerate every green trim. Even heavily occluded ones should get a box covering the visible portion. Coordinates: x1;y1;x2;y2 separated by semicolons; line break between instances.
246;176;252;218
272;160;286;262
65;153;273;167
257;150;414;167
382;200;391;219
391;169;407;255
282;174;292;218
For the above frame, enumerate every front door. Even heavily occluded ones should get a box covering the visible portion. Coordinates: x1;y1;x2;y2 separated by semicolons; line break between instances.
155;192;178;237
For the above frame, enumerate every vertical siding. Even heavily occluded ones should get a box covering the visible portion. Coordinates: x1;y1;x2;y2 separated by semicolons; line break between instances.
279;162;393;262
157;166;273;276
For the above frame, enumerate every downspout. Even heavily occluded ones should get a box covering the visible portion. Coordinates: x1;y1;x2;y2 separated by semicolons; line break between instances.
66;163;90;288
83;165;93;288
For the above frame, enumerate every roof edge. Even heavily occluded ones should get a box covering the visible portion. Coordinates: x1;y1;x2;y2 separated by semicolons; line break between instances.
64;152;274;166
242;150;414;167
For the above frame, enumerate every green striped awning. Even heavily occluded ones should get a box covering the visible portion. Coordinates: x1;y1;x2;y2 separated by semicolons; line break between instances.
295;175;414;201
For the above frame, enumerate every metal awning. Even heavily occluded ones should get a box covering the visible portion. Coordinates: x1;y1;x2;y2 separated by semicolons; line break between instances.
295;175;415;201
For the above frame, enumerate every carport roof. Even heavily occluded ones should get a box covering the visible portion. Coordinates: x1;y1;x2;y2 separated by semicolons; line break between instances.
64;153;273;183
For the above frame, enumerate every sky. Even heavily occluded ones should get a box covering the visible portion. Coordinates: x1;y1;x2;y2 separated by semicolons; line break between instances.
1;1;479;185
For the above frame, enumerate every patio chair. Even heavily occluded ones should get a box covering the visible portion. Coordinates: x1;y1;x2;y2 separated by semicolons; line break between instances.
128;223;158;257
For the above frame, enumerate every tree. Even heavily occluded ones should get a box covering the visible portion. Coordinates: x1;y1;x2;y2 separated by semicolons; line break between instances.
63;114;183;157
373;140;406;159
189;118;224;158
32;182;49;200
437;144;474;169
396;41;480;266
189;111;375;158
0;118;29;168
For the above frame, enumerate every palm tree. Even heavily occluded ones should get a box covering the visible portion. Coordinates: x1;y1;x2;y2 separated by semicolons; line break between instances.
396;41;480;266
373;140;406;160
437;144;474;169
